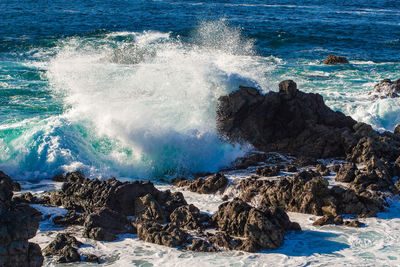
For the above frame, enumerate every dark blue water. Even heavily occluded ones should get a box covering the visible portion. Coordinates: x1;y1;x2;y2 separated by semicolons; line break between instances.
1;0;400;180
1;0;400;61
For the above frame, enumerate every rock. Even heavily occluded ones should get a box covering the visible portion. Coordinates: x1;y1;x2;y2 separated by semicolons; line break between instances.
43;233;82;263
188;238;218;252
12;192;38;204
135;194;166;223
395;124;400;135
335;163;357;183
370;79;400;98
82;254;100;263
52;173;66;182
137;222;188;247
316;163;330;176
169;204;209;230
217;81;356;159
53;210;85;226
229;152;269;169
323;55;349;65
256;166;280;177
312;215;343;226
46;172;187;220
173;173;228;194
221;195;229;201
83;207;135;241
0;171;43;267
286;165;297;172
208;232;240;250
239;170;387;217
343;220;364;227
212;198;299;252
329;164;341;173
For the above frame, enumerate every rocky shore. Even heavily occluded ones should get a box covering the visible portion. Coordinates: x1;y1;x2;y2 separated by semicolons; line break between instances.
3;80;400;266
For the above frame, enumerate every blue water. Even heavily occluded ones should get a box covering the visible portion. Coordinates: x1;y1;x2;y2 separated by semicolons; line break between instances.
1;0;400;180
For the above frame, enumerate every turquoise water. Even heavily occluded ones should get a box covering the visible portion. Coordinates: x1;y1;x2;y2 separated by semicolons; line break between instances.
1;0;400;180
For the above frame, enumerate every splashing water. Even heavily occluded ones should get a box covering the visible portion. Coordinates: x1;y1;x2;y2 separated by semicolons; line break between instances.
0;20;276;180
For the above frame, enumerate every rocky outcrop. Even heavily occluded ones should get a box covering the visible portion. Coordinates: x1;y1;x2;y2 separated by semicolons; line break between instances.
83;207;136;241
169;204;210;231
335;164;358;183
370;79;400;98
212;198;300;252
323;55;349;65
216;81;356;159
43;233;100;263
137;222;188;247
53;210;85;226
239;170;387;217
172;173;228;194
0;171;43;267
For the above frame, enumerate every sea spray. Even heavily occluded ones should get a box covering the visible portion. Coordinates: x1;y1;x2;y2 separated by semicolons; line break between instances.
1;21;274;180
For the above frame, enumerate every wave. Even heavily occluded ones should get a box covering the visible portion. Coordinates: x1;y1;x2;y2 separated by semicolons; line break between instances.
0;20;277;180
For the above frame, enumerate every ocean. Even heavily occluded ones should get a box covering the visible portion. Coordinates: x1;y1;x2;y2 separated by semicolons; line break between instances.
2;0;400;266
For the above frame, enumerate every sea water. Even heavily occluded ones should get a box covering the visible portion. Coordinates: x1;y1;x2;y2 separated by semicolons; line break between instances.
1;0;400;265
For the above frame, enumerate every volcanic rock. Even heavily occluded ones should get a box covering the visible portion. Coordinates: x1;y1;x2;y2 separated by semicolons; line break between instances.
217;81;356;159
370;79;400;98
0;171;43;267
169;204;210;230
335;163;358;183
172;172;228;194
53;210;85;226
212;198;299;252
43;233;82;263
323;55;349;65
137;222;188;247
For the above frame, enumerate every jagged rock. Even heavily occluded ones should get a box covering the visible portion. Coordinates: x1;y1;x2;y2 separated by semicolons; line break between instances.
187;238;218;252
239;170;387;217
53;210;85;226
172;173;228;194
83;207;135;241
208;232;240;250
312;215;343;226
43;233;82;263
169;204;209;230
343;220;364;227
217;81;356;159
256;166;280;177
0;171;43;267
316;163;330;176
46;172;186;218
395;124;400;135
329;164;341;173
137;222;188;247
335;163;358;183
286;165;297;172
323;55;349;65
370;79;400;98
229;152;269;169
135;194;166;223
212;198;299;252
82;254;100;263
352;156;394;191
12;192;38;204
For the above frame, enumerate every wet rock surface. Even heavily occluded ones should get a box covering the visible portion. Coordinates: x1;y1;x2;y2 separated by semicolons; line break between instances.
172;172;228;194
217;81;356;159
0;171;43;267
239;170;387;217
370;78;400;98
323;55;349;65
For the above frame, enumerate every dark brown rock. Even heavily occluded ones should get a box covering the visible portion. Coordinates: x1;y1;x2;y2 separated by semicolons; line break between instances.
0;171;44;267
53;210;85;226
370;79;400;98
217;81;356;159
187;238;218;252
173;173;228;194
212;198;299;252
323;55;349;65
335;164;357;183
43;233;82;263
169;204;209;230
256;166;280;177
343;220;364;227
83;207;135;241
137;222;188;247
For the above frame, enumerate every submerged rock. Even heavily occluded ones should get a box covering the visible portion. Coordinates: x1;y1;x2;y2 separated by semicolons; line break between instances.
0;171;43;267
323;55;349;65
